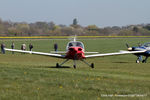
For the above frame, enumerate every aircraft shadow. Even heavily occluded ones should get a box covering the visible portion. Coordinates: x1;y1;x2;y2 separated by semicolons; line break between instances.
112;61;131;63
48;66;71;69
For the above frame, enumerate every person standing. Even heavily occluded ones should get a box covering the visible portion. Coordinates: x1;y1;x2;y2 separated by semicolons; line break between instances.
54;43;58;52
29;43;33;51
11;42;15;54
1;43;5;54
21;43;26;54
21;44;26;50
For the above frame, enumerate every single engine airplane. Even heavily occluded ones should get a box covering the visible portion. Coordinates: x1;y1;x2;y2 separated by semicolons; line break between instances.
4;38;146;69
126;42;150;63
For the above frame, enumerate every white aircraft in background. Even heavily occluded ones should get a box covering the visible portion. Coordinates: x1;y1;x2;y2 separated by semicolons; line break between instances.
4;37;146;69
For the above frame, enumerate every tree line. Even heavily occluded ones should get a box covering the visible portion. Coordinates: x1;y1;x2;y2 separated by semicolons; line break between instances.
0;18;150;36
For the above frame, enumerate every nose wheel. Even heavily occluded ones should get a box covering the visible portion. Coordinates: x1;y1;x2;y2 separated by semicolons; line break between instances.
73;60;77;69
73;65;76;69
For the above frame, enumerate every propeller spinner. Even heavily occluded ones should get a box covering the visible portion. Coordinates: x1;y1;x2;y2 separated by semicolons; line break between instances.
126;43;132;51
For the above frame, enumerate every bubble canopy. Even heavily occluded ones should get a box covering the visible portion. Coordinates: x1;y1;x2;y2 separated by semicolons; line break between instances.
142;42;150;47
66;41;85;50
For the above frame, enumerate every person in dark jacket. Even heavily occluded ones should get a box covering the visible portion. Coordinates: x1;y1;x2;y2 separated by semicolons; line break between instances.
1;43;5;54
11;42;15;54
29;43;33;51
54;43;58;52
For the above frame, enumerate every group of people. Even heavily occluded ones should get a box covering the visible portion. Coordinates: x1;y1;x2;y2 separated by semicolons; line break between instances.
21;43;33;51
1;42;58;54
1;42;34;54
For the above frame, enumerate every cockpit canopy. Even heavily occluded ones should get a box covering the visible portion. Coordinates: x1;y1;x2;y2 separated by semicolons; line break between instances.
66;41;84;50
142;42;150;47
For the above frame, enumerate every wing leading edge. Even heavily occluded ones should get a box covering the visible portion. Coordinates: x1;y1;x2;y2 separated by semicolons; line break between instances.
5;48;65;58
85;50;146;58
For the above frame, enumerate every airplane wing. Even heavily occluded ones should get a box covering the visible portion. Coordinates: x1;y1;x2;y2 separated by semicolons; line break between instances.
85;50;146;58
5;48;65;58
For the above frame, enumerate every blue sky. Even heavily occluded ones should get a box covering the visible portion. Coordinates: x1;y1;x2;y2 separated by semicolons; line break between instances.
0;0;150;27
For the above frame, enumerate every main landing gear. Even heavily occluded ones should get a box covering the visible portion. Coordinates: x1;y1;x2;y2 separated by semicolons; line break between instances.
56;59;69;68
136;55;142;63
91;63;94;68
80;59;94;68
136;56;149;63
55;59;94;69
142;56;148;63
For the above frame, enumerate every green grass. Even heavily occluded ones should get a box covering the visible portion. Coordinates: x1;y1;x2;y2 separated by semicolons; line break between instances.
0;38;150;100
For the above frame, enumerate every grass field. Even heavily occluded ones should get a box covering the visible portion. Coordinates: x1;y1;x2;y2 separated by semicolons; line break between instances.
0;38;150;100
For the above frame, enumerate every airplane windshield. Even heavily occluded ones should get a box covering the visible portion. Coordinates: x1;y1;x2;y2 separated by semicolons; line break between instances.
67;41;84;49
142;43;150;47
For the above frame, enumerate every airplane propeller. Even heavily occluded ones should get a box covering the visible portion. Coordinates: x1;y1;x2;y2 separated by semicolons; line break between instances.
126;43;132;51
126;43;129;48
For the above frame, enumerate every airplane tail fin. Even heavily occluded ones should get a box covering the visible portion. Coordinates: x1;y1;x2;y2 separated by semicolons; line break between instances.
68;35;77;42
73;35;77;42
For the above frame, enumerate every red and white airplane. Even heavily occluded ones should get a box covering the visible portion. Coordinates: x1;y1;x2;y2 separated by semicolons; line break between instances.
5;38;146;68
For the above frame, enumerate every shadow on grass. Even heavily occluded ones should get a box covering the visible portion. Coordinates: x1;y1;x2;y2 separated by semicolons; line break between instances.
112;61;131;63
47;66;71;69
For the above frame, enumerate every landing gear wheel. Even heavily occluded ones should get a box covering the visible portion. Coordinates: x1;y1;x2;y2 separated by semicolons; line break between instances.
56;63;60;68
136;60;140;63
91;63;94;68
73;65;76;69
142;60;146;63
